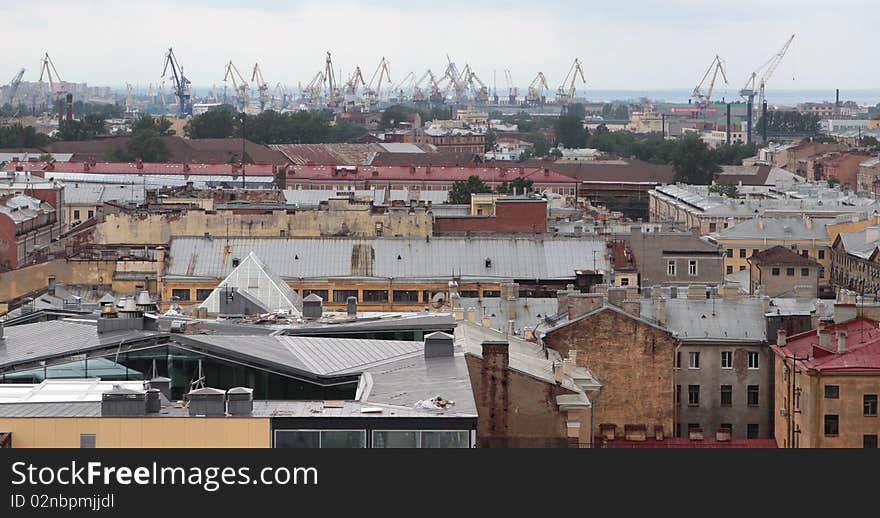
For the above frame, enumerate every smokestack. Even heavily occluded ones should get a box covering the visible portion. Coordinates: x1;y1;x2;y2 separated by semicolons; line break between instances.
66;93;73;122
726;103;731;145
836;89;840;115
761;101;768;143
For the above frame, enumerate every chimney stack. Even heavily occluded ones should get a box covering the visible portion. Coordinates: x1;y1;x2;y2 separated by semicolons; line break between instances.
553;361;564;383
777;329;787;346
346;296;357;317
836;329;848;354
656;297;667;326
817;321;832;348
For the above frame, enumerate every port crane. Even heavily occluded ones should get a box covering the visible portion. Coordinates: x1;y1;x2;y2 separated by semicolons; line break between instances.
691;54;728;113
272;82;290;110
462;65;490;104
161;48;192;116
390;71;415;101
504;69;518;105
223;60;250;111
344;66;366;96
4;69;25;106
323;52;340;109
526;72;549;106
556;58;586;106
740;33;796;141
251;63;270;112
37;53;65;112
365;57;391;110
442;56;468;103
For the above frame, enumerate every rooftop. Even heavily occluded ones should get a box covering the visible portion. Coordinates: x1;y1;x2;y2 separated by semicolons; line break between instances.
165;236;610;281
749;245;821;267
640;297;766;342
772;316;880;372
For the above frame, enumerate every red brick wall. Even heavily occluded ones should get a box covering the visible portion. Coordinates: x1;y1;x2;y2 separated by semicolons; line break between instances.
434;200;547;234
465;350;575;448
542;307;676;437
0;216;18;269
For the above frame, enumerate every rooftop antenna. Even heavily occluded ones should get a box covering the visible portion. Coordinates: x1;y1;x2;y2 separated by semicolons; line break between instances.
190;359;206;391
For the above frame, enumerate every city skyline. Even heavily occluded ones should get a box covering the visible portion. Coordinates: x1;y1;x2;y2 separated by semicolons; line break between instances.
1;0;877;92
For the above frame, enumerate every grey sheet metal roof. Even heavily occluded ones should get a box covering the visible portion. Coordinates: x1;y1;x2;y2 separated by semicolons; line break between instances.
361;350;477;416
458;297;558;336
174;334;423;378
0;319;168;371
640;298;767;342
0;401;101;418
837;230;880;259
717;217;832;240
165;236;609;281
63;183;146;206
279;312;454;336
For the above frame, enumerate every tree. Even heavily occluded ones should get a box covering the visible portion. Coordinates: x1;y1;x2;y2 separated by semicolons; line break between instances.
827;176;841;188
755;111;820;135
713;142;759;165
555;115;588;148
133;114;175;136
671;132;720;184
185;106;237;138
523;132;551;157
709;183;739;198
495;177;533;195
58;113;106;141
449;175;492;204
0;125;52;148
484;129;497;152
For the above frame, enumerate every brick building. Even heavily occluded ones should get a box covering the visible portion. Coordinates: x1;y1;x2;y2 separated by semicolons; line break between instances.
434;198;547;235
0;194;63;270
538;293;677;439
831;226;880;295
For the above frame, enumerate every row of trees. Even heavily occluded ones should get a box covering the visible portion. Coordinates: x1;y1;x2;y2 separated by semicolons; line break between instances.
448;176;535;204
184;106;368;144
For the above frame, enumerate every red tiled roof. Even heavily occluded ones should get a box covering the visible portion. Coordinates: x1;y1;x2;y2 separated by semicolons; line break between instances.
284;164;578;184
2;161;277;176
771;316;880;372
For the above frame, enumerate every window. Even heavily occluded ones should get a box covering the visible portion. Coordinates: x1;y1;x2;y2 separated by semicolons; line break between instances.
824;385;840;399
726;249;733;258
801;268;810;276
393;290;419;303
362;290;389;303
620;277;629;286
87;210;94;218
459;290;479;298
688;352;700;369
687;422;701;433
676;351;681;369
372;430;469;448
801;250;808;257
819;267;825;278
720;423;733;434
195;289;213;301
80;434;96;448
748;352;759;370
688;385;700;406
865;435;879;448
739;265;746;271
667;260;676;276
332;290;359;303
721;351;732;369
720;385;732;407
709;223;717;232
676;384;681;406
688;260;698;276
786;267;795;276
73;209;80;219
747;385;759;406
772;267;780;276
481;290;501;297
739;249;746;258
726;265;733;275
824;414;839;436
865;394;878;417
275;430;366;448
819;250;825;260
747;424;759;439
752;249;759;257
171;289;191;301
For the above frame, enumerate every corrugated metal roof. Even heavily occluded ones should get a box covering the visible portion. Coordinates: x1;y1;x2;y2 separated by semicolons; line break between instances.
640;298;766;341
0;319;167;370
165;236;609;281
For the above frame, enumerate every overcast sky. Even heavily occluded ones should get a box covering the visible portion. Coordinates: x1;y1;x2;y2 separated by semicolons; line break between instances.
1;0;876;93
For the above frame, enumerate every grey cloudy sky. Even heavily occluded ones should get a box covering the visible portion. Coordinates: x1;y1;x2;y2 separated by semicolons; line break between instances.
1;0;875;92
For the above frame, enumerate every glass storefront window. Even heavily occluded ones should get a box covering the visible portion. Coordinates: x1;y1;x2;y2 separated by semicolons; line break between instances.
275;430;365;448
421;431;470;448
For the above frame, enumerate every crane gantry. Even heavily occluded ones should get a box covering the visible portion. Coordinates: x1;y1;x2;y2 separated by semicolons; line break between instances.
161;48;192;116
504;69;518;105
251;63;270;112
691;54;728;114
38;53;65;112
223;60;250;111
526;72;549;106
740;34;796;142
365;57;391;110
556;58;586;106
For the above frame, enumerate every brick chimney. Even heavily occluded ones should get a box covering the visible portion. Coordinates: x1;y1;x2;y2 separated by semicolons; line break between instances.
777;329;787;346
836;329;848;354
135;158;144;170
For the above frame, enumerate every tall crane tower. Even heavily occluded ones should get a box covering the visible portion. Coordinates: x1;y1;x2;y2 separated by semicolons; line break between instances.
740;34;795;143
4;69;25;106
365;57;391;111
556;58;586;107
691;54;728;115
526;72;549;107
224;61;250;111
251;63;270;112
38;53;65;114
504;69;518;105
161;48;192;117
323;52;340;109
